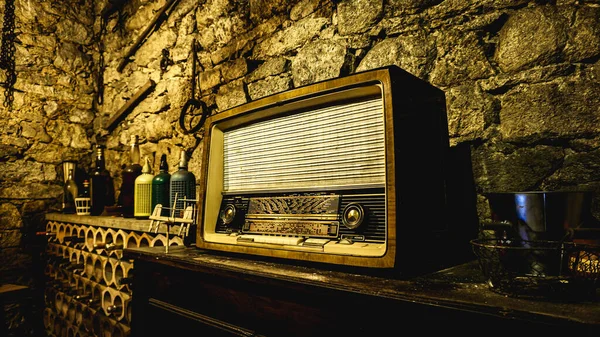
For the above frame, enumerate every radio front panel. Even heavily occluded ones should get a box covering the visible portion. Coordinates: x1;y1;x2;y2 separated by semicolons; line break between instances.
196;66;449;270
214;190;385;245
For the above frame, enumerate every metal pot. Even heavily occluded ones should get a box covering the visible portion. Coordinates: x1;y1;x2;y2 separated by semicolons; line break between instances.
483;191;597;242
480;191;599;278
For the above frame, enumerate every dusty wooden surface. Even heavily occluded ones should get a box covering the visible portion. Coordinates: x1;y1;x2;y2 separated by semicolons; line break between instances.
125;246;600;330
0;284;28;299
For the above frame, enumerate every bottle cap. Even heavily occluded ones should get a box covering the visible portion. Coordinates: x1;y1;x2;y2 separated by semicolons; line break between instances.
178;150;188;169
142;157;151;174
159;154;168;171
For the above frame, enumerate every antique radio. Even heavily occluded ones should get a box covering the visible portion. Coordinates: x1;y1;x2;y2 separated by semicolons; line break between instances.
196;66;452;272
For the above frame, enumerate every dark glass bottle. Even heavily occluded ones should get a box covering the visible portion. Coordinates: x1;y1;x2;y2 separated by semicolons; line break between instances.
63;168;78;214
170;150;196;217
152;154;171;216
90;145;115;216
120;135;142;218
81;180;90;198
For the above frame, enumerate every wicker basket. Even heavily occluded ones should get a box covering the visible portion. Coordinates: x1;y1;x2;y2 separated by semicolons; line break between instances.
471;238;600;300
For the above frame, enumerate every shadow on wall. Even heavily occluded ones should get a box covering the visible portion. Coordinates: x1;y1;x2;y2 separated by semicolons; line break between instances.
445;142;479;259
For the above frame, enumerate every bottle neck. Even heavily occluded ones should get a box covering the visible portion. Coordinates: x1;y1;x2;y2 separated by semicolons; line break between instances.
95;157;105;171
130;143;140;165
159;161;168;173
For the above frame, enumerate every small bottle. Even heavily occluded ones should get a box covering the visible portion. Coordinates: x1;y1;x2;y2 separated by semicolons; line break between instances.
63;168;78;214
101;242;123;251
152;154;171;216
106;304;122;316
134;156;154;218
170;150;196;217
120;135;142;218
36;231;57;237
63;235;85;245
81;180;90;198
64;263;85;272
94;237;124;252
118;276;134;287
90;145;115;216
73;293;91;301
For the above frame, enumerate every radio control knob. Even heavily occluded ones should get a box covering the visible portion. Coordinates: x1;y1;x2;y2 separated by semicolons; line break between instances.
342;203;364;229
220;204;236;225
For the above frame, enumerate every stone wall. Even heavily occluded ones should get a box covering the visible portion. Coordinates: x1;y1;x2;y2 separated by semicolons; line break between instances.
97;0;600;217
0;0;599;332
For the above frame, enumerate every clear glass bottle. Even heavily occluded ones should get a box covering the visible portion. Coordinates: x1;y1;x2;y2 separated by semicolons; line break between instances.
90;145;115;216
63;168;78;214
119;135;142;218
152;154;171;216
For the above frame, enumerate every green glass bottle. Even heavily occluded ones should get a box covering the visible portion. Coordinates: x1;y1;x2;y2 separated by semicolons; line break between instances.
152;154;171;216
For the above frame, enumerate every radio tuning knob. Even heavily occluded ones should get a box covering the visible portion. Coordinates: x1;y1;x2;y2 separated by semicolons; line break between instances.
220;204;236;225
342;203;364;229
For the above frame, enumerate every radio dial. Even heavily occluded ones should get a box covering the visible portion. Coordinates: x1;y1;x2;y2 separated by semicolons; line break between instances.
220;204;236;225
342;203;364;229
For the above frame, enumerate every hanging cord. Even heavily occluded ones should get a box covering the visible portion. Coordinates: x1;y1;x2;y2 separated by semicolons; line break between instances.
95;15;107;105
179;39;207;134
0;0;16;109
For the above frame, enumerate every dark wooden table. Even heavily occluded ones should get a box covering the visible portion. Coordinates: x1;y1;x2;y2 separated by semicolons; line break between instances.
124;246;600;336
0;284;31;337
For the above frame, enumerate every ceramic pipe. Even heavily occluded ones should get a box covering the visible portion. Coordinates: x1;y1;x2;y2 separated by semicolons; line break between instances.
57;223;66;243
53;315;65;337
93;255;106;283
74;301;84;327
84;226;95;252
91;310;104;337
150;234;167;247
54;291;65;317
43;307;55;333
66;299;77;324
102;288;114;316
93;227;106;254
66;325;78;337
116;229;128;247
103;258;115;287
125;231;140;249
138;233;152;248
169;235;184;246
108;291;131;323
113;321;131;337
80;305;94;333
83;253;94;280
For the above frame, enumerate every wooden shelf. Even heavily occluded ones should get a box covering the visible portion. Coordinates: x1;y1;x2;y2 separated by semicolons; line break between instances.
45;213;183;235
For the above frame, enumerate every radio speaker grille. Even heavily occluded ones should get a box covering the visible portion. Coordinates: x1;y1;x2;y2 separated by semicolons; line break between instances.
223;98;385;192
